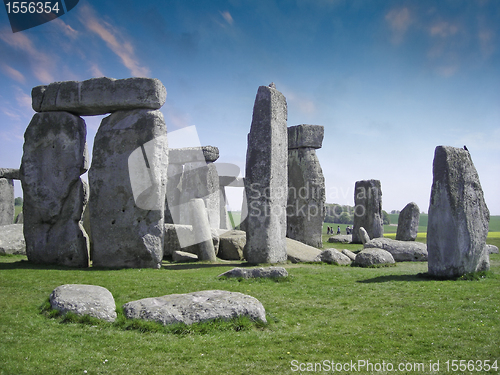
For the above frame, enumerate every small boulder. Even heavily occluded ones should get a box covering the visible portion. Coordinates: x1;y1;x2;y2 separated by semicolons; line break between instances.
218;267;288;279
218;230;246;260
485;244;499;254
49;284;116;322
0;224;26;255
315;249;352;265
123;290;267;325
328;235;352;244
359;227;370;245
286;237;322;263
354;248;395;267
172;251;198;262
341;249;356;261
364;237;427;262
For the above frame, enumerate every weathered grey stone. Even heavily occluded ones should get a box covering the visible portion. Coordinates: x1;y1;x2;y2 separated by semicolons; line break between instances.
163;224;220;258
123;290;267;325
315;249;352;265
286;147;325;248
427;146;490;278
218;266;288;279
359;227;370;245
168;146;219;164
396;202;420;241
188;199;216;261
20;111;89;267
164;163;183;225
341;249;356;261
244;84;288;264
364;237;427;262
0;168;21;180
172;250;198;262
89;109;167;269
486;244;499;254
288;124;324;149
219;176;244;187
352;180;384;244
0;224;25;255
32;77;166;116
15;211;23;224
0;178;14;225
354;248;395;267
49;284;116;322
219;230;246;260
286;237;322;263
328;235;352;244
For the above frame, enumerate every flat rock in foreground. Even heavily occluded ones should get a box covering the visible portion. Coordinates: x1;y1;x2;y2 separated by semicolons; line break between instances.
364;237;427;262
286;237;322;263
218;267;288;279
123;290;267;325
32;77;166;116
50;284;117;322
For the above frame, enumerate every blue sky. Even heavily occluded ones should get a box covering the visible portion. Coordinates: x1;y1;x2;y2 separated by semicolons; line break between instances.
1;0;499;215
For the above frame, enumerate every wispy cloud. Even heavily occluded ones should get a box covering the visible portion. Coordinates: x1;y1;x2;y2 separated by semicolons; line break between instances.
53;18;79;39
0;63;25;83
0;28;54;83
220;11;234;26
78;4;150;77
428;21;459;38
385;7;412;45
89;63;105;77
14;87;32;110
478;29;496;58
286;90;316;115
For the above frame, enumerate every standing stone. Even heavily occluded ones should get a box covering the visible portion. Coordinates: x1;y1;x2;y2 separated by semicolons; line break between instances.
352;180;383;244
396;202;420;241
244;84;288;264
89;109;167;269
20;112;89;267
427;146;490;278
164;163;183;224
0;178;14;225
188;198;216;261
287;125;325;248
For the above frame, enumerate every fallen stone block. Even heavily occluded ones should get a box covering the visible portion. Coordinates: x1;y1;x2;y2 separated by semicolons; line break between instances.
286;237;322;263
218;266;288;279
364;237;427;262
354;248;395;267
314;249;352;265
172;250;198;262
218;230;246;260
32;77;166;116
328;234;352;244
122;290;267;325
341;249;356;261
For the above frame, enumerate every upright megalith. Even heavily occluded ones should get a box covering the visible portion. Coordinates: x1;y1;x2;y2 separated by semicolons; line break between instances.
0;178;14;225
286;124;325;248
20;111;89;267
89;109;168;269
396;202;420;241
427;146;490;278
352;179;383;244
244;83;288;264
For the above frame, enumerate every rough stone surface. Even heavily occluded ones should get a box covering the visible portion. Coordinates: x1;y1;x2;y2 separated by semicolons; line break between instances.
164;163;183;224
288;124;324;149
427;146;490;278
0;178;14;225
352;179;384;244
163;224;220;258
123;290;267;325
396;202;420;241
286;237;322;263
0;168;21;180
328;235;352;244
172;250;198;262
188;199;216;261
20;111;89;267
364;237;428;262
315;249;352;265
218;230;246;260
286;147;325;248
486;244;499;254
32;77;166;116
0;224;25;255
359;227;370;245
89;109;167;269
218;267;288;279
244;84;288;264
354;248;395;267
168;146;219;164
50;284;117;322
341;249;356;261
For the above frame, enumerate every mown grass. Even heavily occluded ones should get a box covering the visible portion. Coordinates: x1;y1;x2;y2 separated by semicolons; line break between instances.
1;254;499;375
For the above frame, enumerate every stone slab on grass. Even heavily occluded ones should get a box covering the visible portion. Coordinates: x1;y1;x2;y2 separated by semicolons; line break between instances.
123;290;267;325
328;235;352;244
32;77;166;116
218;266;288;279
172;250;198;262
364;237;428;262
354;248;395;267
286;237;322;263
50;284;117;322
315;249;352;265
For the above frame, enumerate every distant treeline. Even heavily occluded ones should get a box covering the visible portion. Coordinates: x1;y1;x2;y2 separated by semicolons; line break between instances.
324;203;390;225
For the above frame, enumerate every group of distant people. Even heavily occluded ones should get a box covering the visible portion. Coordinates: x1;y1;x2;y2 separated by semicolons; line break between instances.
326;225;353;235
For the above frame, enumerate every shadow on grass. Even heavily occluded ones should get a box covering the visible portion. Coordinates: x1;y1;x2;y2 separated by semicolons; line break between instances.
357;273;435;283
162;261;274;271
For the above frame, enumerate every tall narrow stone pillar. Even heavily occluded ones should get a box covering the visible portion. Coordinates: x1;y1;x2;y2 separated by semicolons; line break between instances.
0;178;14;225
286;124;325;248
244;83;288;264
352;179;383;244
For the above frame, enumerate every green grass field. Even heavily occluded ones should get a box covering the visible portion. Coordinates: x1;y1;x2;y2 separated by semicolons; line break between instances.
1;254;499;375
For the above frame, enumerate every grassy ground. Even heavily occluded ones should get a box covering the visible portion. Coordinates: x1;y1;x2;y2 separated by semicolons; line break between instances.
1;255;499;375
